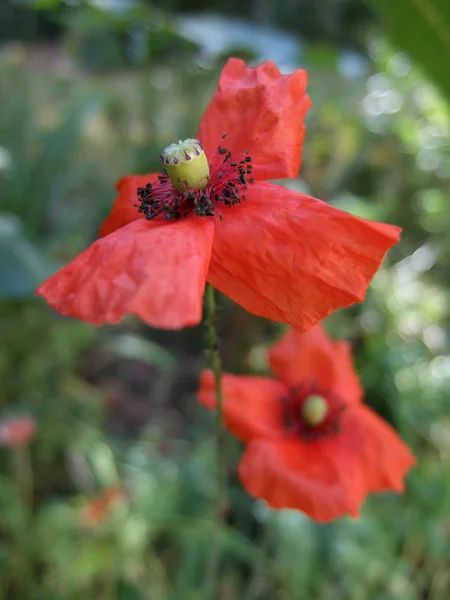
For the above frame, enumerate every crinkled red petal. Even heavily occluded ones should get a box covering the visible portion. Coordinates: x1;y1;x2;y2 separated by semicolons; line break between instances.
207;182;401;333
268;325;363;403
36;218;214;330
238;438;365;522
198;370;286;443
99;173;159;237
339;405;416;493
197;58;311;181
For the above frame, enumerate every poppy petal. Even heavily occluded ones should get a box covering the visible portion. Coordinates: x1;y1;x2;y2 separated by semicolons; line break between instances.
238;438;365;522
198;370;286;443
332;341;364;405
340;405;416;493
268;325;363;403
197;58;311;181
208;182;401;333
36;218;214;330
99;173;159;237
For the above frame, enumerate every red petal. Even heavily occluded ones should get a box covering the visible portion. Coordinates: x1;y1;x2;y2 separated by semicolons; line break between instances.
36;218;214;330
340;405;416;493
238;438;365;522
197;58;311;181
99;173;159;237
208;182;401;333
198;370;286;443
268;325;363;403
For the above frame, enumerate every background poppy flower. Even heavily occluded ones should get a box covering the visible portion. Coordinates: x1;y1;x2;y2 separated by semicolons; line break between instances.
198;326;415;522
0;416;37;448
37;58;400;331
81;486;125;527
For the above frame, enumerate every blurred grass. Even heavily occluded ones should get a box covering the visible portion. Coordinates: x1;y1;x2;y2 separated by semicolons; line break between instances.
0;4;450;599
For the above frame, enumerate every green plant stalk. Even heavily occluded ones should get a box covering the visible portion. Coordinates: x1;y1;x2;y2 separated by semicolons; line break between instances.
12;446;33;509
203;284;226;598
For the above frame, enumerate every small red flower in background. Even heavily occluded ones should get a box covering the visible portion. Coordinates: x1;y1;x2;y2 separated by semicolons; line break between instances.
198;326;415;522
37;58;400;331
81;486;125;527
0;416;36;448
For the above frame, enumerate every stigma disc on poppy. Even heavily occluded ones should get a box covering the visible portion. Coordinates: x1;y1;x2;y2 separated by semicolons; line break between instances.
161;138;210;191
301;394;329;427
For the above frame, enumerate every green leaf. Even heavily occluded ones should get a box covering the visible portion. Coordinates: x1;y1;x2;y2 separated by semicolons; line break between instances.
26;0;61;9
0;213;57;298
368;0;450;102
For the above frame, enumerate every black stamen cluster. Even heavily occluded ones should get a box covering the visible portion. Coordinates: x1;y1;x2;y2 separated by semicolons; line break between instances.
279;382;346;441
136;176;216;221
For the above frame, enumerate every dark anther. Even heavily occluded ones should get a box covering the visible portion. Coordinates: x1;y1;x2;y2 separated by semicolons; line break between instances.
218;146;227;155
245;156;252;162
222;133;227;139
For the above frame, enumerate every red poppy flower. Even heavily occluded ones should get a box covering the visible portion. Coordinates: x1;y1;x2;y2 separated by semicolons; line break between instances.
36;58;400;331
0;416;37;448
198;326;415;522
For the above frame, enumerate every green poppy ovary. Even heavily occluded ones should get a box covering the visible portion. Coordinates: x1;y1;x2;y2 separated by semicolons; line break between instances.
301;395;329;427
161;138;210;191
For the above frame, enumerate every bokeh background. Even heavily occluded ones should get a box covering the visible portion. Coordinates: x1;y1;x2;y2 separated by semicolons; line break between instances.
1;0;449;598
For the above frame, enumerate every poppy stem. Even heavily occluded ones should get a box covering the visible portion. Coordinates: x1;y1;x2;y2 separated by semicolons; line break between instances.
11;446;33;509
204;283;226;596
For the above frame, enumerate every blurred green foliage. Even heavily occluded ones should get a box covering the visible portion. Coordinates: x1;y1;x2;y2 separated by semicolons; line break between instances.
1;1;450;599
369;0;450;104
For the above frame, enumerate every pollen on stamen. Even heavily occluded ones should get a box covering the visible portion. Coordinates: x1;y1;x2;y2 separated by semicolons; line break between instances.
135;134;255;222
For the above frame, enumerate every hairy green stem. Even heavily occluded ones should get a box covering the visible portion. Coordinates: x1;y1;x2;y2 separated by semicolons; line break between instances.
203;284;226;598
